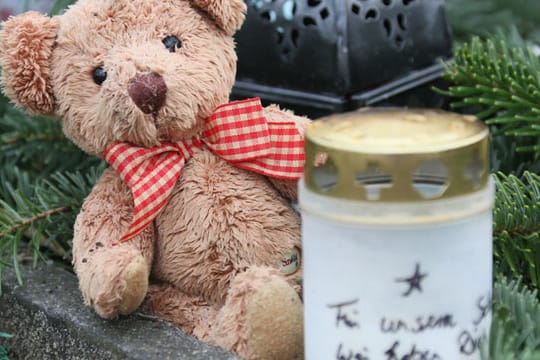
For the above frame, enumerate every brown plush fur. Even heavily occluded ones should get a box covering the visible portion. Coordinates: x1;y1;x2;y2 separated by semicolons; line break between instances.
0;1;309;359
0;12;58;115
192;0;247;35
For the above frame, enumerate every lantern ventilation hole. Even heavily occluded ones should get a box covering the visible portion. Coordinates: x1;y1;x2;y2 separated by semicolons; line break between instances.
365;9;379;20
412;160;449;199
381;0;392;5
397;13;406;30
303;16;316;26
320;7;330;19
464;158;484;188
355;166;394;201
291;28;300;47
403;0;415;5
395;34;404;48
282;0;297;20
249;0;333;61
313;153;338;192
261;10;277;22
351;4;360;15
383;18;392;37
276;28;283;44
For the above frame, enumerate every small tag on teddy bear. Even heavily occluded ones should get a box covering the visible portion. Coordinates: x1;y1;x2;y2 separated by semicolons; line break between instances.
280;247;300;275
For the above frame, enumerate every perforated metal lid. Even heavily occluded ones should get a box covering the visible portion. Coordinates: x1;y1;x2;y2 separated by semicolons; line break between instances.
304;108;490;201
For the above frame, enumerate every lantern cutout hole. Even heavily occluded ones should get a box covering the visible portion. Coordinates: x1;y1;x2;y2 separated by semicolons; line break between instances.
320;7;329;19
383;18;392;37
464;158;485;189
312;152;338;192
412;160;449;199
355;165;393;201
303;16;316;26
282;0;296;20
365;9;379;20
397;13;407;30
261;10;277;23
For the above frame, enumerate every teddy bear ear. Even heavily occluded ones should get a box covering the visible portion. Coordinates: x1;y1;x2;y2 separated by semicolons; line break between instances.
192;0;247;35
0;12;58;116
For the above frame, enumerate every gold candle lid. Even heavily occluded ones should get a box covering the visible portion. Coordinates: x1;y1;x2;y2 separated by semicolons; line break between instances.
304;108;489;202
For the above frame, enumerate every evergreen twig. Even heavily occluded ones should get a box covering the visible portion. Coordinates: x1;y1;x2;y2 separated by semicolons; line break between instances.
493;172;540;290
0;206;71;238
0;167;104;286
485;279;540;359
446;0;540;41
438;30;540;155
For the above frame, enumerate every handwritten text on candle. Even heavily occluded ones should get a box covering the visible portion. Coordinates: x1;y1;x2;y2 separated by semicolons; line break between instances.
326;262;490;359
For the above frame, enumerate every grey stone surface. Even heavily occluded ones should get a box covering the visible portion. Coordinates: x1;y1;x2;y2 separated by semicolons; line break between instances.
0;262;239;360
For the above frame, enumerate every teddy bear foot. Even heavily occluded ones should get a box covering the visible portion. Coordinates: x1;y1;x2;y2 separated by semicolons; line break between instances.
213;268;304;360
93;254;149;319
245;276;304;360
117;255;149;315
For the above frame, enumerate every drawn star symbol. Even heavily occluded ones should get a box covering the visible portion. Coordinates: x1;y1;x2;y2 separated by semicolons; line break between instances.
395;263;428;297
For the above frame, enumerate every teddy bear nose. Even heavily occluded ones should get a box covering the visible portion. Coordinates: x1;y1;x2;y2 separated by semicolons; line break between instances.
127;73;167;114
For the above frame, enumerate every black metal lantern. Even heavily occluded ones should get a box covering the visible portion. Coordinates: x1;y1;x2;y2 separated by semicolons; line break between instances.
233;0;453;118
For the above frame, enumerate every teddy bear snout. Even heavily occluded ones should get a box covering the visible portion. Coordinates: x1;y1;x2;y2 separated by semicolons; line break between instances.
127;73;167;115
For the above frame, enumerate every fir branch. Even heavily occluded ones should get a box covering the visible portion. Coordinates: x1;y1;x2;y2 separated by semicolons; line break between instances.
3;134;66;145
0;207;71;238
0;332;11;360
438;30;540;160
0;167;104;283
0;346;8;360
446;0;540;40
486;279;540;359
0;105;101;175
493;172;540;289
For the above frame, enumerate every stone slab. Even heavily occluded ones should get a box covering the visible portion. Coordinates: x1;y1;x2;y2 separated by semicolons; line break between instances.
0;262;238;360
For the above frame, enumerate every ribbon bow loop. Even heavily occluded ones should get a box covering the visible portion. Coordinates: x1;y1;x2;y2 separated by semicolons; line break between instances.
202;98;272;162
203;99;305;179
105;98;304;243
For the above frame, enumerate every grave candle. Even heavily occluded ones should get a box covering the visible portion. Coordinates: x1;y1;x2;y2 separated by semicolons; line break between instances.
300;108;494;359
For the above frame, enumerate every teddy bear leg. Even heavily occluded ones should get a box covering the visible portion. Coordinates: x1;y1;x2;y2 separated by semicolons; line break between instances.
74;242;151;319
143;283;218;342
212;267;304;360
72;169;155;319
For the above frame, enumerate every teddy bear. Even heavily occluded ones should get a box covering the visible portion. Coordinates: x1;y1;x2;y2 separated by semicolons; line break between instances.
0;1;310;359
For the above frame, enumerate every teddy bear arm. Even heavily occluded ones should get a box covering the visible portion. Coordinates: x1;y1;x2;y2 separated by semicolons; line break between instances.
262;105;311;201
72;168;154;319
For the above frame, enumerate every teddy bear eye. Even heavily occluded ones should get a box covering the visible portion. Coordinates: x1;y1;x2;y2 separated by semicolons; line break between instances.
92;67;107;85
162;35;182;53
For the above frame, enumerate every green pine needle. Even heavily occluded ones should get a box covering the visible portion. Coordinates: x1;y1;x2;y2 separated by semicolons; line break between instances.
0;347;9;360
438;31;540;155
0;167;104;287
486;279;540;359
446;0;540;40
0;332;11;360
0;94;104;284
0;105;101;176
494;172;540;290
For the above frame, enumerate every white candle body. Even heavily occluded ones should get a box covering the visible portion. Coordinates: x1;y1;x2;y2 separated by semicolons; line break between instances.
300;181;494;360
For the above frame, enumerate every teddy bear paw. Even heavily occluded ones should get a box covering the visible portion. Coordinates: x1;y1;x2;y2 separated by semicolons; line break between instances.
93;255;149;318
244;276;304;360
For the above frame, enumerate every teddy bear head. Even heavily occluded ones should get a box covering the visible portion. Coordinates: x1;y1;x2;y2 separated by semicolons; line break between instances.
0;0;246;155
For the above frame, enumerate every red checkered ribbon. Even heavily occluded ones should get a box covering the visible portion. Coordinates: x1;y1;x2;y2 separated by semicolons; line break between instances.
104;98;304;243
